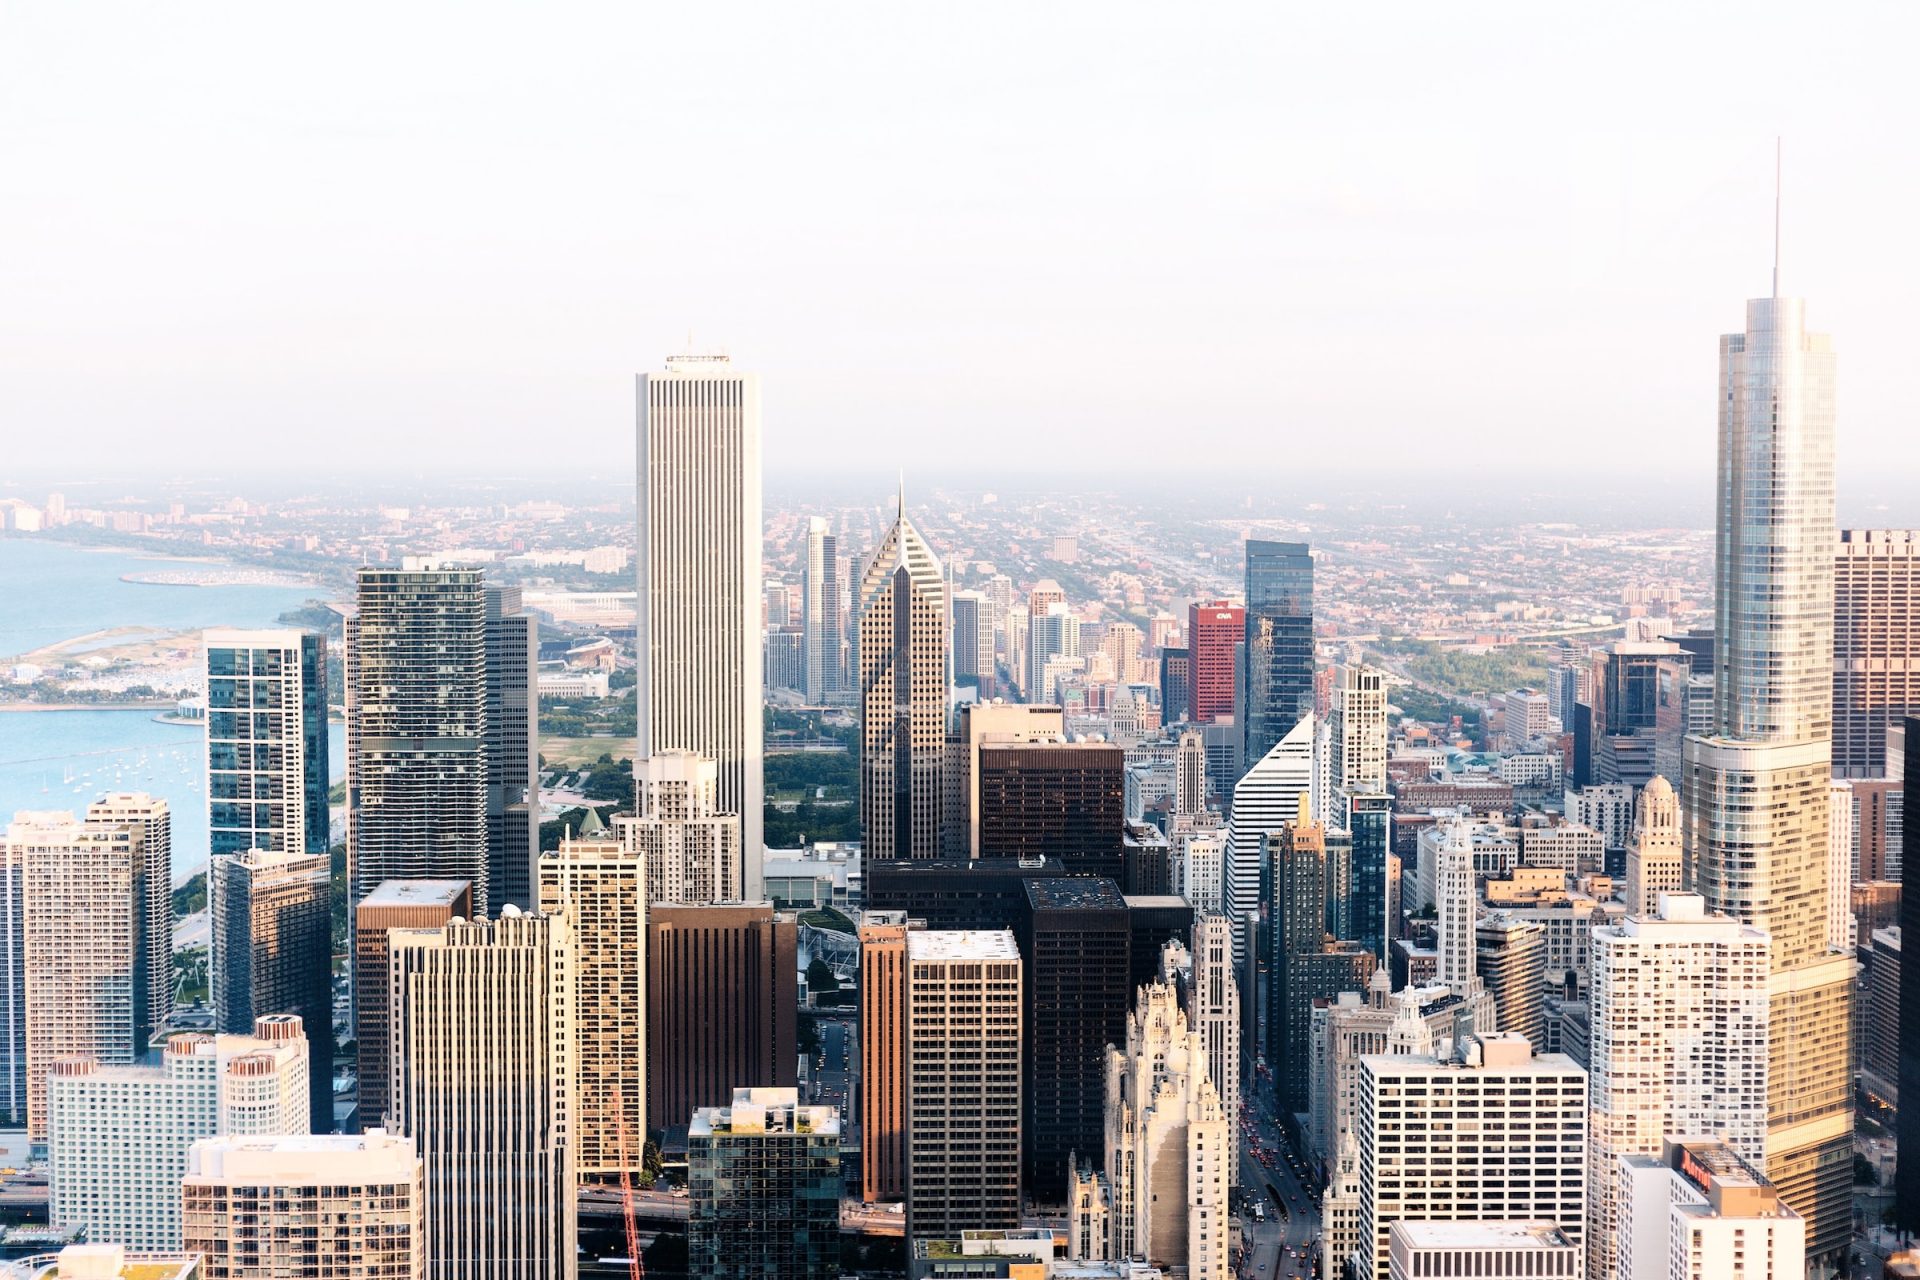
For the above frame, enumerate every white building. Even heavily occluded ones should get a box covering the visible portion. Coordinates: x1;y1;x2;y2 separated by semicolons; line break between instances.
1587;894;1770;1280
1226;713;1314;966
1566;785;1635;851
1160;919;1241;1181
1412;820;1517;912
619;751;742;905
636;353;764;895
1622;778;1683;916
906;930;1023;1239
1388;1222;1579;1280
388;910;576;1280
1617;1139;1804;1280
1306;975;1470;1173
48;1017;310;1249
1173;827;1227;914
1354;1034;1587;1280
1331;665;1390;806
183;1130;425;1280
536;669;611;698
1504;690;1555;747
1519;819;1606;879
1075;979;1229;1280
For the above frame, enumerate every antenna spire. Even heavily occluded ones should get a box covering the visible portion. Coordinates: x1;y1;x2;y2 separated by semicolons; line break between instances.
897;469;905;517
1772;137;1782;298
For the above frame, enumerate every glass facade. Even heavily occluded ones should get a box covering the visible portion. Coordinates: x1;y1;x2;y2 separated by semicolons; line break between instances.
205;632;329;857
1244;540;1315;762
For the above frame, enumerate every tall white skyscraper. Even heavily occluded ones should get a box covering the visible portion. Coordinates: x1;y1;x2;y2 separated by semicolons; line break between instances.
1225;712;1314;967
856;491;948;861
1330;664;1389;807
388;911;577;1280
1162;921;1241;1182
1435;820;1478;996
1587;894;1770;1280
637;354;764;897
620;750;742;904
1682;289;1852;1268
203;628;330;858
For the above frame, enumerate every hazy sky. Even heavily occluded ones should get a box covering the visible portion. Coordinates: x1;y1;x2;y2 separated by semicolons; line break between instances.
3;4;1916;492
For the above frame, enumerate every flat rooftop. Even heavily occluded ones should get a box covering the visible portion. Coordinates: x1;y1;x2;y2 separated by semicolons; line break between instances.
909;929;1020;962
1391;1221;1573;1249
1026;877;1127;911
360;879;471;907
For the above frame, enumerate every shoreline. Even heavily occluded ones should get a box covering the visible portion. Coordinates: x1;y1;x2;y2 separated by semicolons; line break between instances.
0;702;179;713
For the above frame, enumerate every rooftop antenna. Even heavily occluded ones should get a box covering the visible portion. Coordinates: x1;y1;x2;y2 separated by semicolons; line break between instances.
1772;136;1782;298
898;468;905;516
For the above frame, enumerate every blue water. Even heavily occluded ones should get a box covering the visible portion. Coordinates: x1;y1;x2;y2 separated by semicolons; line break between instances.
0;539;345;881
0;539;320;658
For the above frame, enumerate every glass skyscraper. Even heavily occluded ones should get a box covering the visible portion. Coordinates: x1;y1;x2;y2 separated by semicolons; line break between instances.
204;629;330;857
1243;540;1315;762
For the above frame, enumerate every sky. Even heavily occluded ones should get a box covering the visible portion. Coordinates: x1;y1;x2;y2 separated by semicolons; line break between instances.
2;4;1917;497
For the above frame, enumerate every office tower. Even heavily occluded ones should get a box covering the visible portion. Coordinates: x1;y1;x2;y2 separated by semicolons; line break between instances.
626;751;742;903
1245;541;1315;763
538;830;647;1177
975;740;1124;878
1200;719;1245;815
1187;601;1243;725
183;1130;426;1280
857;491;948;861
1160;646;1191;725
483;586;538;911
865;855;1069;933
1825;779;1855;951
1353;1035;1587;1280
1029;603;1082;702
1474;914;1546;1046
951;589;992;694
1085;978;1230;1279
1622;778;1683;916
636;354;764;895
1587;894;1770;1280
1388;1223;1578;1280
1682;292;1851;1266
1176;729;1207;816
1329;664;1387;801
1005;605;1031;698
1902;717;1920;1227
1846;776;1904;881
203;628;329;857
1268;819;1329;1101
859;911;912;1203
1505;689;1554;748
947;703;1066;859
1617;1139;1806;1280
986;572;1014;655
47;1017;310;1250
0;831;18;1130
1861;926;1899;1110
1307;979;1460;1176
1225;713;1313;973
1347;793;1392;959
1162;921;1241;1178
803;515;844;703
352;880;470;1132
688;1088;842;1280
765;625;805;691
387;911;576;1280
1014;878;1130;1197
1435;821;1476;994
1175;828;1227;914
207;848;333;1131
906;930;1022;1237
347;562;490;914
1833;529;1920;777
1124;893;1193;987
14;798;169;1143
646;903;797;1128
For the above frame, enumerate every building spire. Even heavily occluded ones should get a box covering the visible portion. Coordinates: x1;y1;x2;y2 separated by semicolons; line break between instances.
897;468;905;519
1772;136;1782;298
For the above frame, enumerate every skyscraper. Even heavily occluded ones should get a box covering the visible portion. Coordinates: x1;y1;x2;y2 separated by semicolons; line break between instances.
347;562;489;914
856;490;947;861
48;1016;310;1250
538;829;648;1177
14;798;170;1143
975;740;1125;878
1269;821;1377;1111
352;879;471;1132
1899;716;1920;1227
858;911;912;1204
1225;714;1314;974
1617;1139;1806;1280
1162;919;1241;1179
1473;913;1546;1047
1587;894;1770;1280
1346;792;1392;960
1329;664;1387;805
803;515;844;704
688;1088;842;1280
1682;290;1852;1267
1176;728;1208;817
646;903;797;1128
208;847;333;1131
388;911;577;1280
1024;580;1066;699
0;832;20;1130
945;702;1066;860
1244;541;1315;762
1187;600;1243;725
1160;645;1191;725
1832;528;1920;778
906;930;1022;1238
951;589;991;692
624;751;742;904
183;1131;426;1280
203;628;330;858
637;353;765;895
484;586;539;911
1623;776;1684;916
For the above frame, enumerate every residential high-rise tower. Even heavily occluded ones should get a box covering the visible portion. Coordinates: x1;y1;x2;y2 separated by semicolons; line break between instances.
203;629;330;858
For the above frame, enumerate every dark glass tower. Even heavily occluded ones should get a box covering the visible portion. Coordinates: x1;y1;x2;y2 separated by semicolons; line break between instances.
1347;793;1392;960
1244;541;1314;763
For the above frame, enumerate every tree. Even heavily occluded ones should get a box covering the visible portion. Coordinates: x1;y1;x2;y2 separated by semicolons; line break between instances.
806;957;840;994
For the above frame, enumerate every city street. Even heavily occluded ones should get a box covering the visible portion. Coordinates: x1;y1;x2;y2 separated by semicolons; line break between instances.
1238;1071;1321;1280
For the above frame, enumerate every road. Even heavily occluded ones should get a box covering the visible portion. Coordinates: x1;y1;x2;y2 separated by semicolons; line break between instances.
1238;1066;1321;1280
